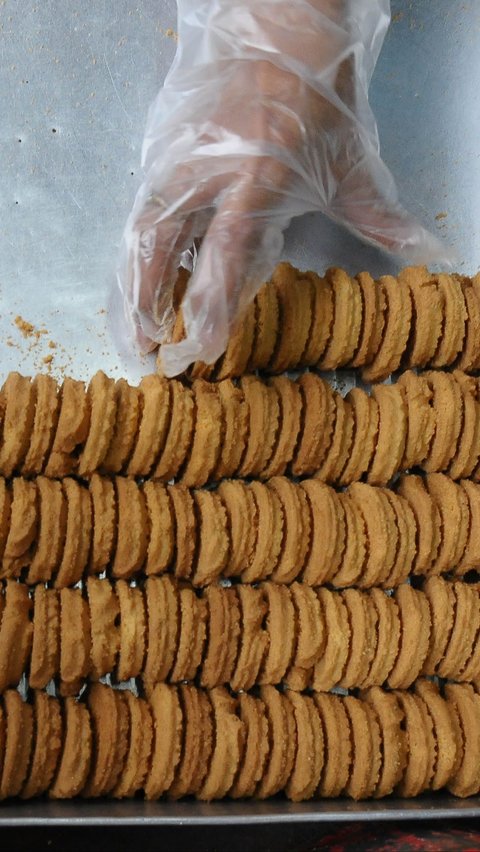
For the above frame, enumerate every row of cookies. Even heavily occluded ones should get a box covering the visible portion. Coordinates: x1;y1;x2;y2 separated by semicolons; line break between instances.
2;575;479;697
1;679;479;801
2;366;480;488
158;262;480;383
1;471;479;588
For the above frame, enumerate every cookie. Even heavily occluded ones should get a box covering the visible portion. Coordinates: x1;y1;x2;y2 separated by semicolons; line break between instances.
312;588;350;691
180;380;222;487
54;478;92;588
168;484;197;580
168;685;211;800
127;375;171;477
269;263;312;373
399;266;443;368
393;691;431;798
350;271;386;368
78;371;118;477
387;584;431;689
110;477;148;580
29;585;60;689
422;371;463;473
314;395;354;485
170;586;207;683
339;588;378;689
27;477;66;585
302;270;334;366
338;387;378;485
290;373;336;476
0;481;11;567
244;481;283;583
230;693;269;799
421;575;456;675
197;687;245;801
258;584;295;685
0;580;33;693
248;281;279;370
101;379;141;474
255;685;296;799
458;479;480;573
363;588;401;688
88;474;116;575
0;373;37;477
143;576;178;690
116;581;146;682
330;492;366;588
237;376;279;477
430;273;467;367
59;588;91;696
342;696;380;800
397;371;435;469
145;684;183;800
22;374;60;475
0;691;33;799
458;276;480;371
153;380;195;480
362;273;412;382
112;692;153;799
300;480;345;586
1;478;38;578
449;372;480;479
426;473;469;574
142;481;174;576
217;480;257;579
45;376;90;477
361;686;407;798
437;581;478;679
214;380;249;479
348;482;392;588
191;491;229;586
21;691;62;800
284;582;325;691
367;384;407;486
268;476;311;584
216;300;256;380
318;268;362;369
230;585;268;692
86;577;120;680
82;684;129;798
396;474;441;577
314;693;352;798
415;679;459;791
49;697;92;799
200;585;241;689
285;692;324;802
261;377;302;478
378;489;416;588
445;683;480;797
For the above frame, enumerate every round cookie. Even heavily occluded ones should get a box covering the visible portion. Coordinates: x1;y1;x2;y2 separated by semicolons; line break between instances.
217;480;257;579
0;580;33;694
361;686;407;798
284;582;325;691
458;277;480;371
230;585;268;692
112;692;153;799
426;473;469;574
362;588;401;688
302;270;334;366
248;281;279;371
101;379;141;474
422;575;456;675
1;478;38;578
0;691;33;800
258;584;296;685
300;480;345;586
126;375;170;477
367;383;407;486
167;685;212;799
214;380;249;479
449;371;480;479
116;580;147;682
0;373;37;477
237;376;279;478
142;481;174;576
415;679;460;791
255;685;296;800
82;684;129;798
350;271;386;368
458;479;480;573
59;587;91;697
49;697;92;799
27;477;66;585
285;692;324;802
397;371;435;469
77;371;118;478
21;692;62;799
45;376;90;477
243;481;283;582
318;268;362;370
168;484;197;580
430;272;467;367
111;477;148;580
314;395;354;485
458;588;480;684
143;576;179;690
200;585;241;689
361;273;412;382
387;584;431;689
144;684;184;800
290;373;336;476
216;299;256;380
0;480;11;566
86;577;120;680
393;691;431;798
88;474;116;575
378;489;417;588
445;683;480;798
180;380;222;487
338;387;379;485
312;588;350;691
348;482;392;588
314;693;352;798
22;373;60;475
229;693;269;799
342;696;380;801
54;478;92;588
422;371;463;473
396;474;441;577
261;377;302;478
268;477;311;584
329;492;367;588
169;586;207;683
268;264;312;373
437;581;478;680
153;380;195;481
191;491;229;587
400;266;443;368
338;588;378;689
196;687;245;801
29;585;60;689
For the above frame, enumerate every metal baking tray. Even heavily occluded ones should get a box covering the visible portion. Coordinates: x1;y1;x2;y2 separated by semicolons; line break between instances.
0;0;479;823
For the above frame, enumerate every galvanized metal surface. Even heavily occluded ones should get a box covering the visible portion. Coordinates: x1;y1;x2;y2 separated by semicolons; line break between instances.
0;0;479;823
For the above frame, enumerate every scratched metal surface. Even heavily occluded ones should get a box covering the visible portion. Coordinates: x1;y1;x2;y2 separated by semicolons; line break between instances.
0;0;479;383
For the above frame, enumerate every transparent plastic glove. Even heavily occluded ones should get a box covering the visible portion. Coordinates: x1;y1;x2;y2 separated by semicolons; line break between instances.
118;0;452;377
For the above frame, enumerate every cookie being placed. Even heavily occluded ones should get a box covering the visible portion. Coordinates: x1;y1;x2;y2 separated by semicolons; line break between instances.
145;684;184;800
314;693;352;798
45;376;90;477
86;577;119;680
430;273;467;367
361;687;407;798
112;692;153;799
101;379;141;474
1;478;37;578
88;474;116;575
82;684;129;798
362;273;412;382
258;584;295;685
312;588;350;691
350;271;386;368
49;697;92;799
415;679;460;791
0;691;33;800
285;692;324;802
397;371;435;469
261;377;302;478
422;371;463;473
22;374;60;475
290;373;336;476
0;373;37;477
168;484;197;580
396;474;441;577
214;380;249;479
200;585;241;689
78;371;118;477
230;693;269;799
318;268;362;370
191;491;229;586
54;478;92;588
367;384;407;486
230;585;268;692
300;480;345;586
29;585;60;689
255;685;296;800
143;576;178;690
268;477;311;584
153;380;194;481
338;387;379;485
110;477;148;580
127;375;170;477
21;692;62;800
387;584;431;690
0;580;33;693
400;266;443;368
59;588;91;696
196;687;244;801
445;683;480;798
216;300;256;380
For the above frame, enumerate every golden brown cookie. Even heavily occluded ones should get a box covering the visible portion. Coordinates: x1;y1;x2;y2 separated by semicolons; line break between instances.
339;588;378;689
268;476;311;584
399;266;443;368
458;588;480;684
0;580;33;693
101;379;141;474
27;478;66;585
314;693;352;798
29;585;60;689
302;270;334;366
300;480;345;586
217;480;257;579
458;479;480;573
422;371;463;473
110;477;148;580
246;481;284;583
361;687;407;798
0;691;33;800
437;581;478;680
449;372;480;479
153;380;195;481
169;585;207;684
88;474;116;576
348;483;391;588
363;588;401;688
59;588;91;696
379;489;417;588
445;683;480;797
0;373;37;477
330;492;367;588
312;588;350;691
49;697;92;799
422;575;456;676
21;691;62;800
258;584;295;685
255;685;296;800
144;684;183;800
393;691;431;798
458;276;480;371
338;387;379;485
397;371;435;469
248;281;279;371
0;480;11;567
318;268;362;369
216;300;256;380
314;395;354;485
290;373;336;476
112;692;153;799
237;376;279;477
261;377;302;478
387;585;431;689
396;474;441;577
45;376;90;477
415;679;460;791
367;383;407;486
214;380;249;479
284;582;325;691
116;581;146;682
430;273;467;367
200;585;241;689
142;481;174;576
143;576;179;690
180;380;222;487
230;585;268;692
191;491;229;586
350;271;386;368
269;264;312;373
362;273;412;382
230;693;269;799
77;371;118;477
86;577;119;680
54;478;92;588
126;375;171;477
342;696;380;800
82;684;129;798
168;684;211;800
168;484;197;580
197;687;245;801
285;692;324;802
1;478;37;578
426;473;469;574
22;374;60;475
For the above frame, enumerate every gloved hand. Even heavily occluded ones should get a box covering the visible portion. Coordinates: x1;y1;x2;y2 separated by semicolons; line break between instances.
118;0;452;377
